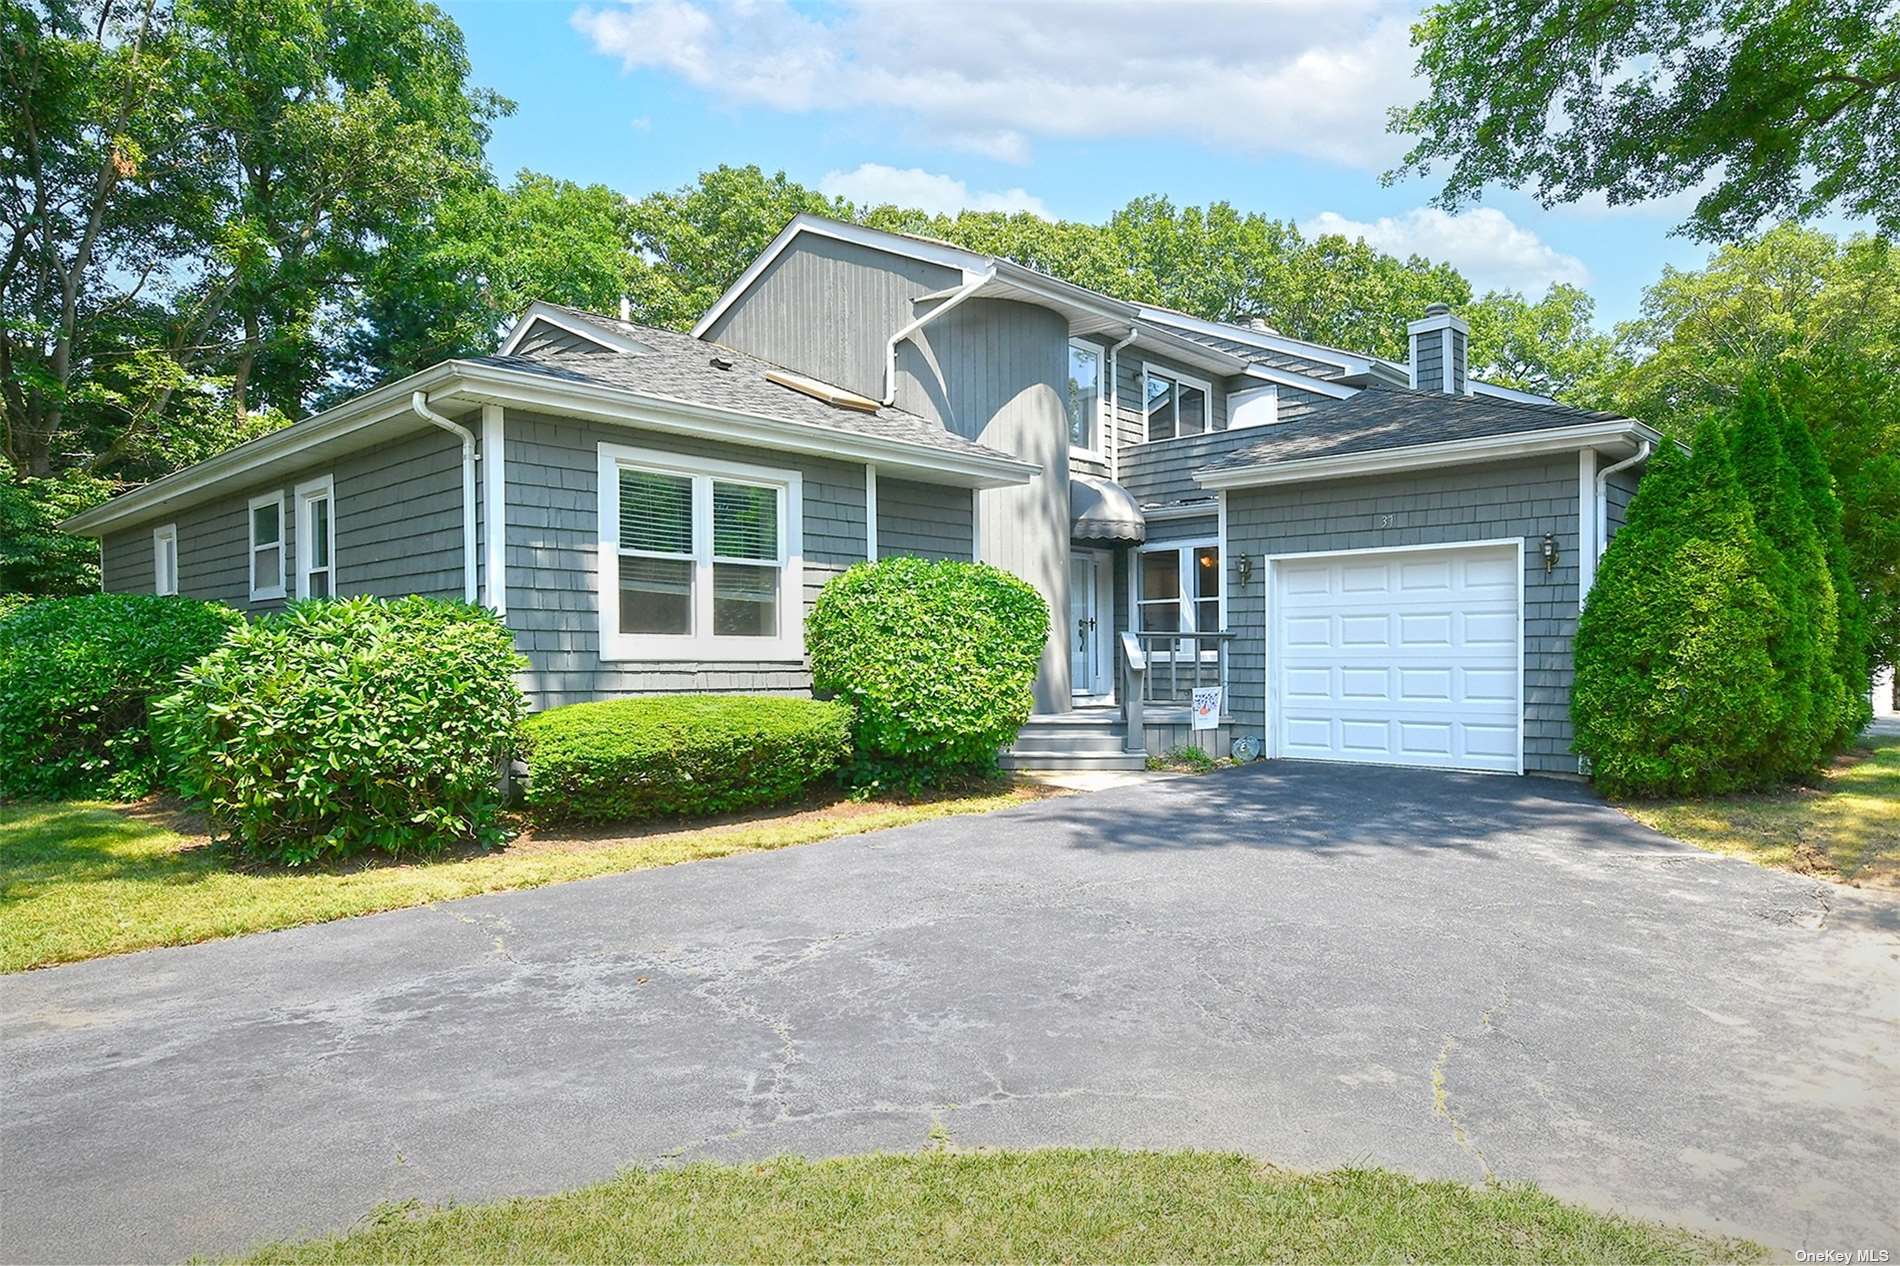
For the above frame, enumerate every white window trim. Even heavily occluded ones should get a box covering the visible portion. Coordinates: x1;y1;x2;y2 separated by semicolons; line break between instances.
294;474;337;600
596;442;804;662
247;490;286;602
1141;363;1215;444
152;523;178;596
1067;338;1107;462
1129;536;1224;667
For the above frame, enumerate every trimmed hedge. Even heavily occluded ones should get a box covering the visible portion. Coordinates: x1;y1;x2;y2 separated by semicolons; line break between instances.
1572;421;1784;796
154;597;527;865
0;593;242;800
806;557;1049;786
522;695;854;824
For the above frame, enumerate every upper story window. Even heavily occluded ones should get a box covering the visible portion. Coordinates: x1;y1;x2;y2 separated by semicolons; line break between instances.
597;442;804;662
1144;366;1212;442
295;475;336;599
152;524;178;596
248;491;285;602
1066;339;1103;456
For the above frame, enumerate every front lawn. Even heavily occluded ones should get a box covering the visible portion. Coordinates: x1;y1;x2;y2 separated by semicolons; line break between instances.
0;784;1050;972
1623;733;1899;887
232;1149;1755;1265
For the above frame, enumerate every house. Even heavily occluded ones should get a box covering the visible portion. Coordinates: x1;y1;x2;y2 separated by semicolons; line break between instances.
62;214;1660;776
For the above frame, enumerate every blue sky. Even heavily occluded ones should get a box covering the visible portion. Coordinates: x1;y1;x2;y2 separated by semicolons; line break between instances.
444;0;1726;328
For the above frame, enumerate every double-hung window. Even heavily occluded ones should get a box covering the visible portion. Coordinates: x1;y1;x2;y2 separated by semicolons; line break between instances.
598;444;803;660
1066;339;1104;457
152;524;178;596
295;475;336;598
1143;367;1212;442
248;491;286;602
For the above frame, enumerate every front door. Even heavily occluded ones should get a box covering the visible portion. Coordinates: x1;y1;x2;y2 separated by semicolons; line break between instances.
1070;550;1110;700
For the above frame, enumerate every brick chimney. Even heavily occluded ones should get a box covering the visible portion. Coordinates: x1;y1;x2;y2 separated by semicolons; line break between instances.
1408;302;1469;394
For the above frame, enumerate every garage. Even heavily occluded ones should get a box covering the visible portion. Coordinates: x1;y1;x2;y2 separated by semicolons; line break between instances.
1268;541;1522;773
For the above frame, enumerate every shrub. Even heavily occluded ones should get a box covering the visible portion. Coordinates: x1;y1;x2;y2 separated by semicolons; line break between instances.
0;593;242;800
522;694;854;824
154;596;527;865
1573;422;1785;797
1728;379;1841;774
1776;385;1873;745
806;557;1049;786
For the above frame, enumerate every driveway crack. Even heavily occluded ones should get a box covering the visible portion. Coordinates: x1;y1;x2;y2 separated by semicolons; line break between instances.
1430;1004;1498;1180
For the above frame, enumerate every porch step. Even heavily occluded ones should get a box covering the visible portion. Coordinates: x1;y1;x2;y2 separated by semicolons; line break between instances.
1002;710;1147;771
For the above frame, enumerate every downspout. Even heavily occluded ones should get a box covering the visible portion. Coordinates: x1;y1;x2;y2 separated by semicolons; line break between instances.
1104;326;1137;483
883;268;994;406
1593;440;1651;561
412;390;479;604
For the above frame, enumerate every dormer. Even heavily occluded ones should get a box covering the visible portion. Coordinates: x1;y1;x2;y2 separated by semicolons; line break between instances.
499;301;657;359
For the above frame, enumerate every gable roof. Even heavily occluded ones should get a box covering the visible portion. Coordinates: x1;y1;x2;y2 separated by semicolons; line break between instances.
1195;383;1658;489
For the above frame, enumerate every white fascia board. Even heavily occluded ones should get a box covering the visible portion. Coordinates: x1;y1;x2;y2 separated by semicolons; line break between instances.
444;362;1039;488
62;358;1038;538
690;214;990;339
1237;364;1357;400
499;302;654;357
60;361;465;535
1471;380;1559;405
1194;420;1660;491
1136;306;1386;376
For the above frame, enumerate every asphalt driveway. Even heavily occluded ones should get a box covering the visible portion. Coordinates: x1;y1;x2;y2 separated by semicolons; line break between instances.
4;763;1897;1263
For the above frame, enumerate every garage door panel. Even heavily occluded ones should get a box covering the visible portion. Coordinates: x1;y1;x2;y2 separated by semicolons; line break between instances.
1272;544;1520;773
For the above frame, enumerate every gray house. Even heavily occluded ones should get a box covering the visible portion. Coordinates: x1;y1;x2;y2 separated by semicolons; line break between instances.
65;214;1660;775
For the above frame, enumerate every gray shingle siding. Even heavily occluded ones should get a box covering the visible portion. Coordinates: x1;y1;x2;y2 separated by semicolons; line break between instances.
878;477;974;561
1604;463;1639;542
513;320;613;358
99;425;468;613
1451;330;1467;395
1117;382;1331;505
501;410;870;711
1223;455;1583;774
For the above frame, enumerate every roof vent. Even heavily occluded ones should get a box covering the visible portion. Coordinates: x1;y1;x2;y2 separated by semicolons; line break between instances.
709;354;734;371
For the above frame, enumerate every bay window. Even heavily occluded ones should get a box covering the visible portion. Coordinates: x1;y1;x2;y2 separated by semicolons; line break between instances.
1143;366;1212;442
598;443;803;660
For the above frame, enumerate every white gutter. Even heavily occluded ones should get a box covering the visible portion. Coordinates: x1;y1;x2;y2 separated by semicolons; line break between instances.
411;390;479;604
1593;440;1650;559
1105;326;1137;484
883;268;994;406
1197;420;1660;491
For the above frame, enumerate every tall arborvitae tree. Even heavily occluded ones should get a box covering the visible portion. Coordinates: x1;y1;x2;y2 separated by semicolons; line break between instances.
1727;379;1842;773
1572;420;1782;795
1776;373;1874;744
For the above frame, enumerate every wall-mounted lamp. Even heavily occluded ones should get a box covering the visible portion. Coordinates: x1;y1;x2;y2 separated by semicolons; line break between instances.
1542;532;1559;575
1235;554;1255;587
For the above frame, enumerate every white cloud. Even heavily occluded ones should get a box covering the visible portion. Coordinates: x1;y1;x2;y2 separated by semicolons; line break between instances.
570;0;1421;168
818;164;1049;217
1301;207;1591;294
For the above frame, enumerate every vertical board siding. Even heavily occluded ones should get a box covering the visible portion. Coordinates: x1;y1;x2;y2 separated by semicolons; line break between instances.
904;298;1072;709
1223;455;1583;774
877;477;974;561
98;422;468;612
501;410;870;711
704;235;962;402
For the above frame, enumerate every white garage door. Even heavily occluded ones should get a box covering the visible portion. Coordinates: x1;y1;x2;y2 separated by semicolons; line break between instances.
1270;543;1521;773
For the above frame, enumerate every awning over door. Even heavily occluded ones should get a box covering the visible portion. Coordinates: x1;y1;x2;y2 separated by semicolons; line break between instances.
1071;474;1146;543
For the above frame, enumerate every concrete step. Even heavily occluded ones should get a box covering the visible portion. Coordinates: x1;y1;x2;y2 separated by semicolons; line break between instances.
1012;712;1129;755
999;749;1149;772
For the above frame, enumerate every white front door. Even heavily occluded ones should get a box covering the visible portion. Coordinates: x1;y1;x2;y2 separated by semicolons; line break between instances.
1070;551;1109;699
1270;542;1521;772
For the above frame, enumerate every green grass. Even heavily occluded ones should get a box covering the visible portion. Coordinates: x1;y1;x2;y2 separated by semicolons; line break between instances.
1623;733;1899;888
0;785;1049;973
228;1149;1757;1264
